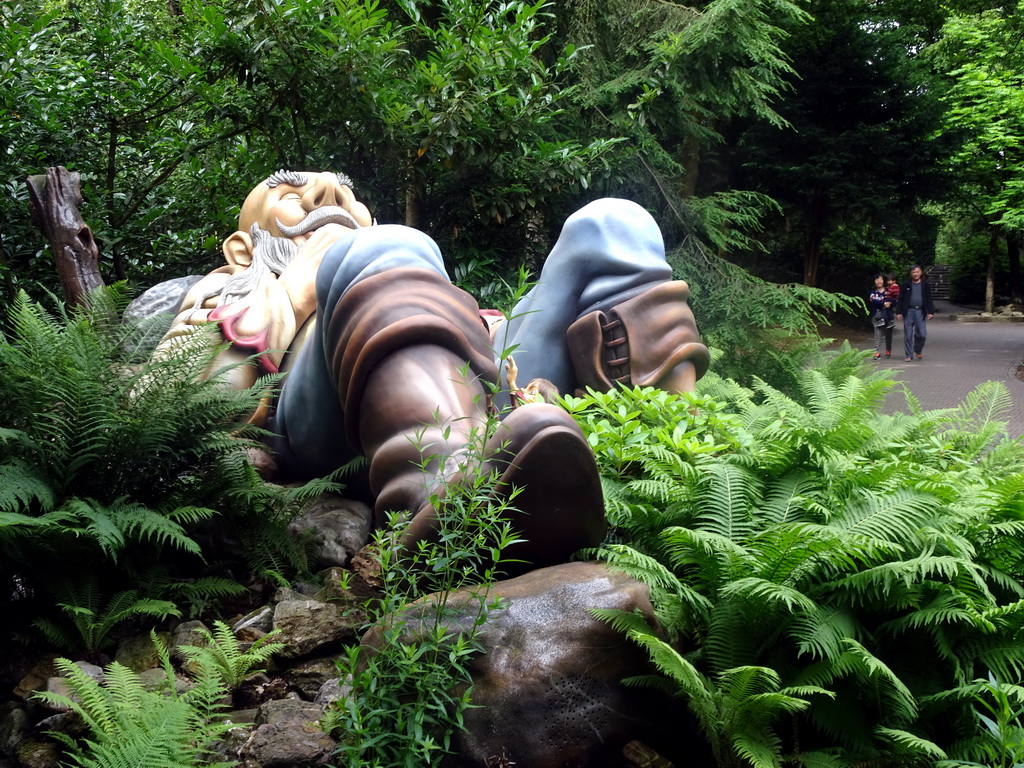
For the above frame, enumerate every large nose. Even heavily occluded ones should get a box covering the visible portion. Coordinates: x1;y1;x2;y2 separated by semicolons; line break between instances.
301;174;346;211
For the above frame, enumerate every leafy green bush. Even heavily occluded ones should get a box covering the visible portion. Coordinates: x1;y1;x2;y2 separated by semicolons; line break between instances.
676;245;863;395
568;355;1024;767
937;674;1024;768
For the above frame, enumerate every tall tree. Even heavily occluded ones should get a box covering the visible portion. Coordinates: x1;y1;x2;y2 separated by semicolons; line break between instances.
927;1;1024;309
734;0;950;287
553;0;808;250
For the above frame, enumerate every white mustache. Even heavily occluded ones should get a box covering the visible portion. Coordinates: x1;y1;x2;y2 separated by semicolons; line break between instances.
276;206;361;237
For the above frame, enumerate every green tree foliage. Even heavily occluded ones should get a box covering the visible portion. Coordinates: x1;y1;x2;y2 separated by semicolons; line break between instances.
565;355;1024;766
555;0;807;248
1;0;617;305
926;1;1024;308
734;0;951;289
0;0;266;298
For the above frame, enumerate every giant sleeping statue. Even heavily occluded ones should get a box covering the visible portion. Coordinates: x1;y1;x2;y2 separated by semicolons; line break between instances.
155;171;709;573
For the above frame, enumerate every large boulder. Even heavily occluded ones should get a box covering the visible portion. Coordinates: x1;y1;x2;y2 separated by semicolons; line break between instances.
360;561;707;767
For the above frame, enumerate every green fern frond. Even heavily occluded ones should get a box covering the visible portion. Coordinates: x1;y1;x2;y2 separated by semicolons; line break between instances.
731;731;784;768
759;473;820;525
829;489;939;545
660;525;749;575
694;462;760;541
839;638;919;722
35;652;232;768
589;608;660;638
180;620;285;690
719;576;817;614
629;630;716;710
874;727;948;759
791;605;862;661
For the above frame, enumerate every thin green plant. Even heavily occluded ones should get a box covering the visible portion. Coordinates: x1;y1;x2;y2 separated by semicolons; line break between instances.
324;414;523;767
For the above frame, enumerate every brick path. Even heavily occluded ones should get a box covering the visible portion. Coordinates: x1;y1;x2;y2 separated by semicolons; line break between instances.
869;300;1024;437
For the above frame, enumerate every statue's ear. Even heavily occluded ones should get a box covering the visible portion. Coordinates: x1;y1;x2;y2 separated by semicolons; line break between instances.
223;230;254;268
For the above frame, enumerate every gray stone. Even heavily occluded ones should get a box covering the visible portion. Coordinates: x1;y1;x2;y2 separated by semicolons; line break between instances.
123;275;203;321
171;620;210;652
15;739;58;768
205;722;253;766
239;722;335;768
35;711;86;739
287;495;373;570
0;704;29;756
313;678;348;712
254;698;321;727
233;607;274;642
13;656;58;701
279;657;338;701
40;662;104;713
272;600;356;659
114;632;170;672
137;667;191;695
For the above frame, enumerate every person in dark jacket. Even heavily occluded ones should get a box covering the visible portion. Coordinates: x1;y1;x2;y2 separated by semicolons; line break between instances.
895;265;935;361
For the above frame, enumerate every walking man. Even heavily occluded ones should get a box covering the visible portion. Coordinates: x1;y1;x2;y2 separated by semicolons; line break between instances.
896;265;935;361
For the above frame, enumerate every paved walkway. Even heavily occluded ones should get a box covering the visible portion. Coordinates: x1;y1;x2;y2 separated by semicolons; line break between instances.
867;300;1024;437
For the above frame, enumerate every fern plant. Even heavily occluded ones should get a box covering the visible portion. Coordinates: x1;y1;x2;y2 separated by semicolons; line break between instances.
33;580;180;658
571;354;1024;767
34;635;235;768
0;287;335;653
178;620;285;690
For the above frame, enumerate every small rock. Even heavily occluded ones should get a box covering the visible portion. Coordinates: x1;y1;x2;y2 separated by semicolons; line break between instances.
40;662;104;713
313;678;348;712
279;657;338;701
239;722;334;768
233;608;274;642
15;739;59;768
272;601;356;659
115;632;170;672
255;699;321;727
0;704;30;755
288;495;373;570
13;656;58;701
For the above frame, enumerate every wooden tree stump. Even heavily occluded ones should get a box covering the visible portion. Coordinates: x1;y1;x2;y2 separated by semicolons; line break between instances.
27;166;104;306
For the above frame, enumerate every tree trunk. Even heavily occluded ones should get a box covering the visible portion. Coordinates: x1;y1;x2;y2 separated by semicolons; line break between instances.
986;226;998;313
1007;231;1023;305
27;167;105;307
803;231;822;287
405;173;426;229
803;187;827;287
679;134;701;199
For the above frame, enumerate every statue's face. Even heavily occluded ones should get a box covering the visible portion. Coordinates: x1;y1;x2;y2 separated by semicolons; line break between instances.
238;171;373;246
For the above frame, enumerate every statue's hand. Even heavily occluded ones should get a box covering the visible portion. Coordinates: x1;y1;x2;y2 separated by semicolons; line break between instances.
300;222;352;255
505;355;520;391
280;223;353;319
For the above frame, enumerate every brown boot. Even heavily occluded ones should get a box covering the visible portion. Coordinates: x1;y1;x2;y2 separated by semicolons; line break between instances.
325;267;497;524
400;403;606;577
566;280;710;395
327;268;605;574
